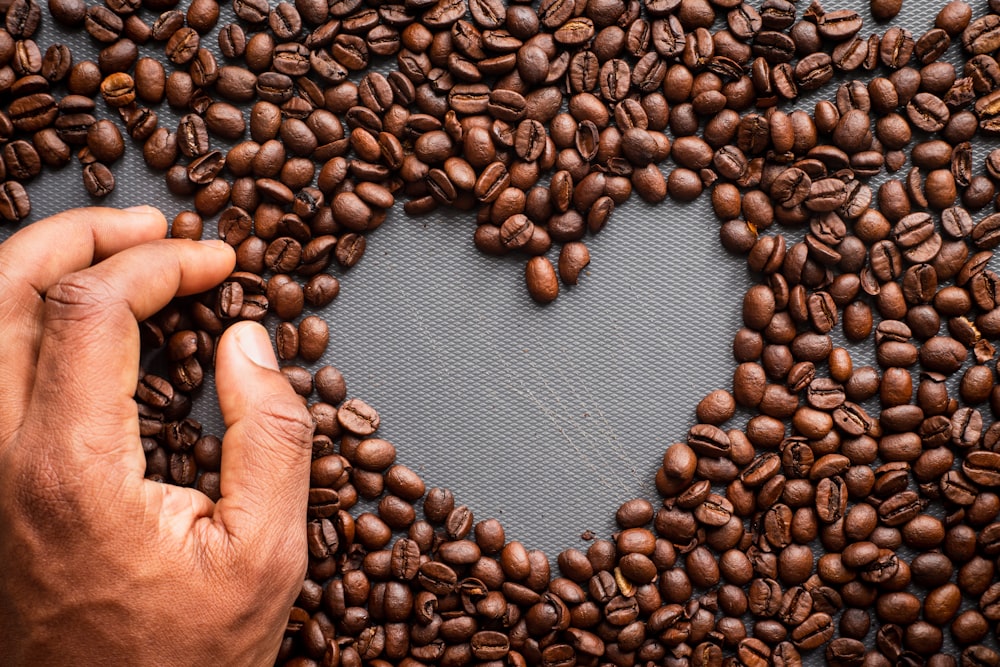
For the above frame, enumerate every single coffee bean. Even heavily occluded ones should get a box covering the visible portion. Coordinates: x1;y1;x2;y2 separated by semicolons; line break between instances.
85;119;124;164
558;242;590;286
298;315;329;363
525;256;559;304
0;181;30;221
85;6;123;42
216;66;257;103
100;71;134;107
49;0;86;26
82;162;114;197
338;398;380;436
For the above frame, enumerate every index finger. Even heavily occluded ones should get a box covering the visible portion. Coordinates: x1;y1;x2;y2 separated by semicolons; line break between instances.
0;206;168;296
0;206;169;428
19;238;235;476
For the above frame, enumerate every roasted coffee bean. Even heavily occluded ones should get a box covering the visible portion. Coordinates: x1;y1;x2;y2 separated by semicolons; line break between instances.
49;0;86;26
85;119;123;164
337;399;379;438
233;0;268;24
218;23;246;58
100;71;134;107
0;181;30;221
24;2;1000;664
525;257;559;304
216;66;256;103
82;162;114;197
9;92;54;134
33;128;70;168
86;6;122;43
2;141;38;184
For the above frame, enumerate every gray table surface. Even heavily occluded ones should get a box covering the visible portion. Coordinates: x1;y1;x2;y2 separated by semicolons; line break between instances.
11;5;999;660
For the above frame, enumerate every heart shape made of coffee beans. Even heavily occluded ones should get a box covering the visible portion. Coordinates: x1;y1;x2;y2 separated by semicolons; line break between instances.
5;0;1000;664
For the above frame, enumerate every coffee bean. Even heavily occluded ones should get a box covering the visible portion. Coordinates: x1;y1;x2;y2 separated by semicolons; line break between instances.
49;0;85;26
297;315;329;363
31;128;68;169
26;2;1000;664
39;43;70;83
557;242;590;286
85;6;122;43
170;210;202;242
216;66;257;103
338;398;379;436
85;119;123;164
8;92;54;134
964;15;1000;55
0;181;30;222
82;162;114;197
99;71;134;107
525;256;559;304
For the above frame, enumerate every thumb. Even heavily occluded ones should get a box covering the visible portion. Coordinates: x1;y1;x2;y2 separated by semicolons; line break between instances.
212;321;314;548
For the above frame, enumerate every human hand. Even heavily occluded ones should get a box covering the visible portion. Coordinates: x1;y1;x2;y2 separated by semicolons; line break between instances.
0;207;315;665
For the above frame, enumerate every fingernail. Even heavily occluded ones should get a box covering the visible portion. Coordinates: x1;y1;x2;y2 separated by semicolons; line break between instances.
236;324;278;371
199;239;230;250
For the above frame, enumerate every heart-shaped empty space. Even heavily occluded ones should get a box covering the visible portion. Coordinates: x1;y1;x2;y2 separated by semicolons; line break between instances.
325;194;743;554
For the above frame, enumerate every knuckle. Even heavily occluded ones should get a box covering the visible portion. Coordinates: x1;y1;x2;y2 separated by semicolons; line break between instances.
10;455;81;526
229;533;306;599
252;398;315;450
268;536;308;580
266;537;309;594
44;273;120;326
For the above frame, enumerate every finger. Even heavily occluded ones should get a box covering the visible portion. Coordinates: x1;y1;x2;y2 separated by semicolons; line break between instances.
211;321;314;548
0;205;168;296
0;206;168;429
21;238;235;471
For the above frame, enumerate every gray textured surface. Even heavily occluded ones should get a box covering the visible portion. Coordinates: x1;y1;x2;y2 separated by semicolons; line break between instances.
14;0;1000;663
18;0;758;557
8;0;991;605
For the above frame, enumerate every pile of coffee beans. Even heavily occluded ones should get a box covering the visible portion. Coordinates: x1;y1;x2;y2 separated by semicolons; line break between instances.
8;0;1000;663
